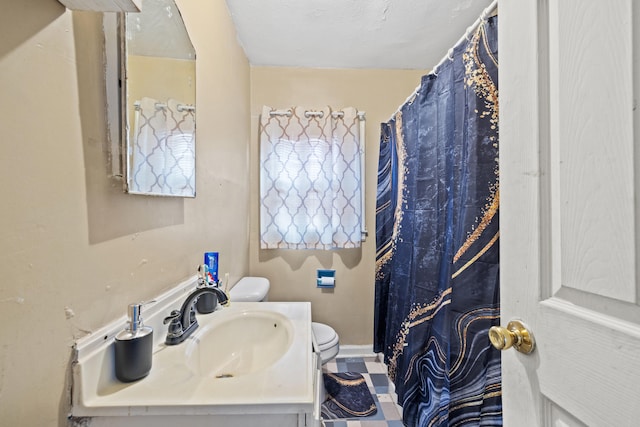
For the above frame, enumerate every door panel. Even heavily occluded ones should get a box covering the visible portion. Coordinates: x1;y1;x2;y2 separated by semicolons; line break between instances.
538;300;640;425
500;0;640;426
551;0;635;303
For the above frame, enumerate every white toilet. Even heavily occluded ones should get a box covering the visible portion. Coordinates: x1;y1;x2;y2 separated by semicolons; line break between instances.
229;277;340;365
229;276;270;302
311;321;340;364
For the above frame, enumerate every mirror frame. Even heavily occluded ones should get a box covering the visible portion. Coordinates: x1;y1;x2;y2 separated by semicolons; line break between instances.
103;2;196;198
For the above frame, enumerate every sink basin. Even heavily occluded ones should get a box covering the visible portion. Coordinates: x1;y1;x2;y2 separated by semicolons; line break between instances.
72;290;315;423
184;309;293;378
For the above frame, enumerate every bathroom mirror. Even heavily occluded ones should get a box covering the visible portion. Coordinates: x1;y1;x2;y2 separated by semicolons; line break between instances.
119;0;197;197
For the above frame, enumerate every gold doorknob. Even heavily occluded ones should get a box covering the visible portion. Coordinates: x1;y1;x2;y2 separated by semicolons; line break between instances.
488;319;535;354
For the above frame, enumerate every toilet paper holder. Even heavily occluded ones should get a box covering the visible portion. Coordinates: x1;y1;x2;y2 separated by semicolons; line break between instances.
316;269;336;288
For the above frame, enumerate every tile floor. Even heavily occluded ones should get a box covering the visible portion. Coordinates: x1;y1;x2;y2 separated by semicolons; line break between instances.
321;355;404;427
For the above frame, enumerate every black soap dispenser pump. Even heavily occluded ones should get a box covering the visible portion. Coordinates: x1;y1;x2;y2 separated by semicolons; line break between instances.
114;302;153;382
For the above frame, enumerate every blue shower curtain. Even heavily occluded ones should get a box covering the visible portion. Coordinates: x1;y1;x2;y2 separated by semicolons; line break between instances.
374;17;501;427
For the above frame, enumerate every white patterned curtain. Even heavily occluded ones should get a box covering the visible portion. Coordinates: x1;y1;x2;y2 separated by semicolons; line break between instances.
130;97;167;194
129;97;195;197
260;105;363;249
164;99;195;196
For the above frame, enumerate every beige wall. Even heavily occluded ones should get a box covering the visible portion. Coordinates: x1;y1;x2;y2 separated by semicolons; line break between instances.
0;1;250;425
126;55;196;143
249;67;425;345
128;55;196;103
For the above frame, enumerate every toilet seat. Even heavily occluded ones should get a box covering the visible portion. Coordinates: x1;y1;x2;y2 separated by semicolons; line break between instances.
312;322;339;363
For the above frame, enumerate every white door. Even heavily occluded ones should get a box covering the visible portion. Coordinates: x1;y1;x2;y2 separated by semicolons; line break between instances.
499;0;640;426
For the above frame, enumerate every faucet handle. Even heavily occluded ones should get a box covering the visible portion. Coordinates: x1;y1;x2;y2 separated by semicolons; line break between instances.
163;309;183;339
163;309;180;324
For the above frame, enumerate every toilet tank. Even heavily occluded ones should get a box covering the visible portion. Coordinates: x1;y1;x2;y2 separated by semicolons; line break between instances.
229;277;270;302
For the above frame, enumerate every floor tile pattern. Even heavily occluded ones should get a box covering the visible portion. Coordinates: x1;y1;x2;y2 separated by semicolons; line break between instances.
322;355;404;427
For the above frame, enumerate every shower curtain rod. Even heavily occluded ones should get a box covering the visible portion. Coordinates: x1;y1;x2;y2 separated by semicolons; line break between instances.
269;109;366;121
387;0;497;121
133;101;196;112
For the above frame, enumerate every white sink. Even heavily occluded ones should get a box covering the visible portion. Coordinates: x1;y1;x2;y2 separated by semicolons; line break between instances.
71;278;317;427
184;309;293;378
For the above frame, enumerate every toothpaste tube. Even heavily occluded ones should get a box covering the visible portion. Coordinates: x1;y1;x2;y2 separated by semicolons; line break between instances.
204;252;219;282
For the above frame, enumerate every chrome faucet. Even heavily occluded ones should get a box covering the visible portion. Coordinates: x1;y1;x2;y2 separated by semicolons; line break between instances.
163;287;230;345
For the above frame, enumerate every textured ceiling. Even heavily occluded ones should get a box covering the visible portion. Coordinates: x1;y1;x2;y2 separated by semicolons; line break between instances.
225;0;495;70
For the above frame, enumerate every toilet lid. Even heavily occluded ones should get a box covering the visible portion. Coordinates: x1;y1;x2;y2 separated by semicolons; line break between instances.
229;277;270;302
312;322;339;350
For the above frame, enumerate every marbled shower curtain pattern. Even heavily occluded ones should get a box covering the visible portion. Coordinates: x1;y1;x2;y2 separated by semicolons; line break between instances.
374;17;501;427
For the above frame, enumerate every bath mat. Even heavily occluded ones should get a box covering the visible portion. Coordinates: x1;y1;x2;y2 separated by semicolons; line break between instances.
321;372;378;419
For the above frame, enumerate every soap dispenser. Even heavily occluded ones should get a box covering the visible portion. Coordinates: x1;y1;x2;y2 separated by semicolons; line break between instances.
114;302;153;382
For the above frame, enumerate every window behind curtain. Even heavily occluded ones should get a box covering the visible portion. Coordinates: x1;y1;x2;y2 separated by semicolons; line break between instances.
260;105;363;250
